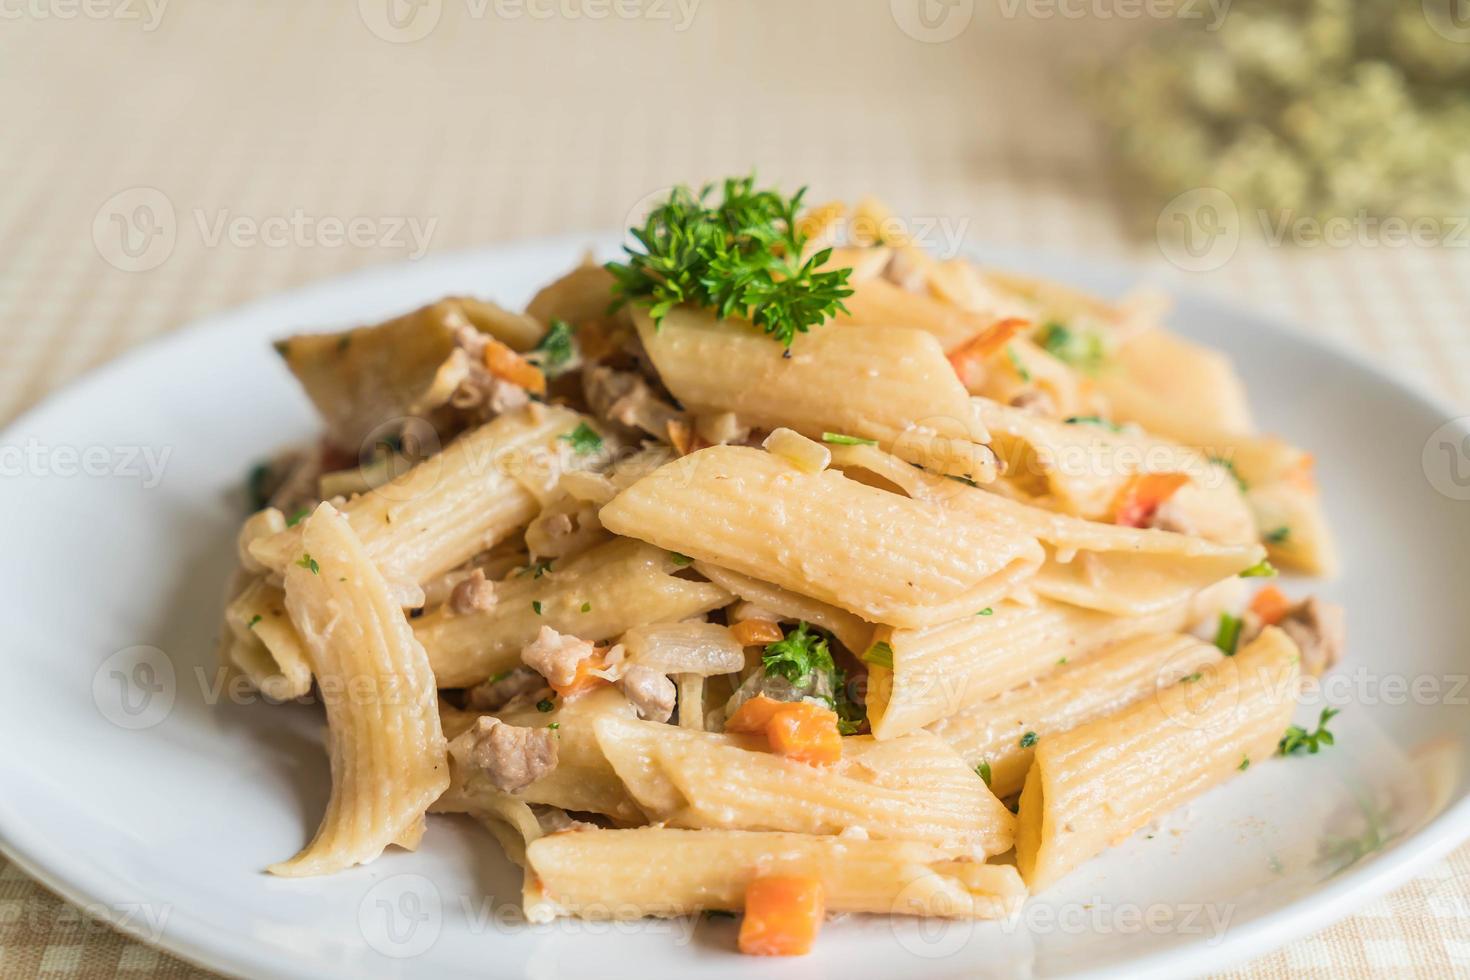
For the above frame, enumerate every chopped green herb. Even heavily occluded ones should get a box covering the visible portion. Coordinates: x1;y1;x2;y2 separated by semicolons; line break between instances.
1209;456;1248;492
1240;559;1277;578
976;760;993;787
295;553;320;575
606;176;855;347
559;422;604;456
1180;672;1202;683
488;670;512;684
821;432;878;446
337;335;351;353
1265;526;1291;544
580;602;592;613
1006;344;1032;382
976;607;993;616
246;614;262;629
519;559;554;579
669;552;694;566
246;461;274;512
1019;731;1038;749
1063;415;1122;431
1214;612;1243;655
531;319;577;376
1037;321;1106;373
536;698;554;713
532;600;543;615
1239;755;1251;771
1279;707;1340;756
763;621;835;687
1057;657;1069;665
861;641;895;670
547;722;560;731
286;506;311;527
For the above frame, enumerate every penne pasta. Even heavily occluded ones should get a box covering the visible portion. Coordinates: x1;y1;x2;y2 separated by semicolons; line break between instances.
267;503;449;877
523;828;1027;921
1014;627;1301;892
224;578;312;700
690;561;873;655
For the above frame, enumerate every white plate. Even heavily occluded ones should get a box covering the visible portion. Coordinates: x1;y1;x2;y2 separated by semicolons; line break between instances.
3;235;1469;980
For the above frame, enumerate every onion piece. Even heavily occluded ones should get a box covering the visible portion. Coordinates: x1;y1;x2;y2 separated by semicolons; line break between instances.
621;622;745;677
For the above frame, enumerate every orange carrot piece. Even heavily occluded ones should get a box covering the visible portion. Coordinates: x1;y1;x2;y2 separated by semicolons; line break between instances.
549;653;609;700
1113;472;1191;528
482;336;547;395
1249;585;1293;626
1286;452;1317;492
725;695;787;734
738;876;825;957
766;702;843;766
947;317;1031;381
730;620;785;647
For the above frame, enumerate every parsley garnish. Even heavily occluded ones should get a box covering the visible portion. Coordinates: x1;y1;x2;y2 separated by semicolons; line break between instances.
1209;456;1248;492
1180;672;1202;683
295;553;320;575
861;641;895;670
669;552;693;566
559;423;604;456
286;506;311;527
547;722;560;730
519;559;553;579
1019;731;1038;749
1265;526;1291;544
821;432;877;446
763;621;835;687
536;698;554;713
977;607;993;616
1036;321;1107;373
1240;559;1277;578
1063;415;1122;431
531;600;543;615
1279;707;1339;756
246;461;273;512
1057;657;1068;665
580;602;592;613
1005;345;1032;382
488;670;512;684
246;614;262;629
606;176;854;348
1239;755;1251;771
531;319;577;376
1214;612;1243;655
976;760;992;787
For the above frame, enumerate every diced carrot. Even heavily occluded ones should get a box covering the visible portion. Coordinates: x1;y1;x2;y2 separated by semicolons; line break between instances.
766;702;843;766
666;418;707;456
738;875;825;956
1286;452;1317;492
549;653;609;700
1113;472;1191;528
947;317;1031;384
726;696;842;766
730;620;785;647
1249;585;1293;627
482;336;547;396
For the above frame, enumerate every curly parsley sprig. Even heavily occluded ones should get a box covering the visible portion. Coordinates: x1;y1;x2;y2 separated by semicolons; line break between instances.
606;176;854;348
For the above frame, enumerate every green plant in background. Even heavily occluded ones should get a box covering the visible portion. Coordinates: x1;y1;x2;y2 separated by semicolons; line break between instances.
1096;0;1470;232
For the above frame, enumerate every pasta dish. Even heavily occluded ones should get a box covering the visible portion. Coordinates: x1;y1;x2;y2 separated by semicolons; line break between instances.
220;178;1344;956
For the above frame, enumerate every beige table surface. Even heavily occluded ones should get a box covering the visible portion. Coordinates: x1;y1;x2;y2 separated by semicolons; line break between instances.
1;2;1468;976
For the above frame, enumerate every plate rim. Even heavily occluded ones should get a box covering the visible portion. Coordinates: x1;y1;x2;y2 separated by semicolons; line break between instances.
2;231;1468;980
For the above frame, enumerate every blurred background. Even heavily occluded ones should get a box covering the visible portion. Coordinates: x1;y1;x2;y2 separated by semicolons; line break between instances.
2;0;1468;975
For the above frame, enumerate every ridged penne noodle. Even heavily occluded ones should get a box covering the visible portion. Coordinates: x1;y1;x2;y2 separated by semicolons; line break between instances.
634;307;997;483
268;503;449;877
1093;327;1256;439
929;632;1225;798
600;445;1044;629
865;577;1241;739
1014;627;1301;892
976;398;1256;546
594;715;1013;854
435;688;643;823
224;578;312;700
414;538;732;687
249;406;582;586
524;828;1027;921
690;561;873;655
834;276;993;353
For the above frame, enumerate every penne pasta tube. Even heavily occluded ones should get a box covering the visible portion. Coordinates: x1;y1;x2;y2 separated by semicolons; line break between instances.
929;632;1225;798
268;503;449;877
523;828;1027;922
865;577;1242;739
1014;627;1301;893
594;715;1013;855
690;561;873;655
634;306;997;483
600;445;1044;629
249;405;583;587
834;276;993;353
415;538;732;688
